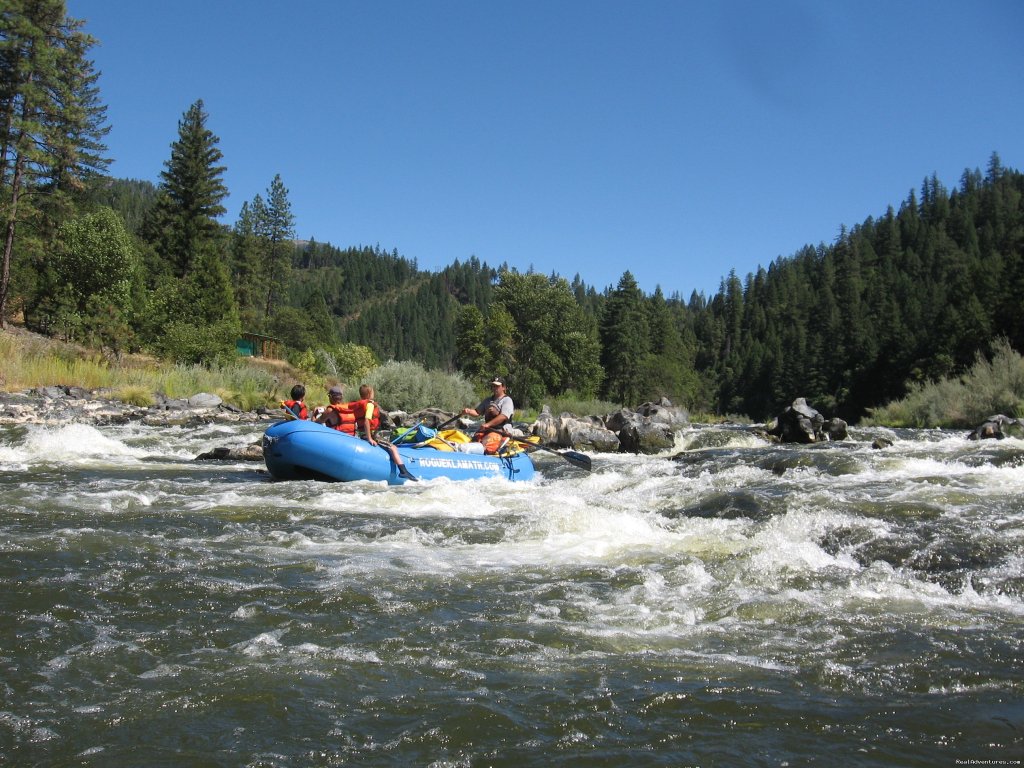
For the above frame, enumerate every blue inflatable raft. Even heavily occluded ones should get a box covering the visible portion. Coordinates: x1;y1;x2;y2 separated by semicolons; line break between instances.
262;419;536;484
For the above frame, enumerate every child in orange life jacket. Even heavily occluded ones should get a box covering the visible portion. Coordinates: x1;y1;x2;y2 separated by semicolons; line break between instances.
315;384;417;482
353;384;418;482
314;384;356;431
280;384;308;420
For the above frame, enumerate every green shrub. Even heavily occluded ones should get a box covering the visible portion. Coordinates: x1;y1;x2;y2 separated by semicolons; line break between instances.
311;343;378;381
158;320;239;366
866;338;1024;427
367;361;475;413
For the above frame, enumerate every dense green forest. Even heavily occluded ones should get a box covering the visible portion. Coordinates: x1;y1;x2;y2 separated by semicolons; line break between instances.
3;2;1022;422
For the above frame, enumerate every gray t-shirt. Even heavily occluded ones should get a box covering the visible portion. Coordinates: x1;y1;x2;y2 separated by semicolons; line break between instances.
476;394;514;429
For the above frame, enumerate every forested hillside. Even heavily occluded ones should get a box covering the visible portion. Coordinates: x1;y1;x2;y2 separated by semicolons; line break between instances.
188;155;1024;419
694;156;1023;420
3;3;1021;422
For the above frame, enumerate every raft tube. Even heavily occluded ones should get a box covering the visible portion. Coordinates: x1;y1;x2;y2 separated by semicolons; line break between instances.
262;419;536;484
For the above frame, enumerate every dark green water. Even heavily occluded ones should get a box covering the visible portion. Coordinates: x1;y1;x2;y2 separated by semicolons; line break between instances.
1;422;1022;766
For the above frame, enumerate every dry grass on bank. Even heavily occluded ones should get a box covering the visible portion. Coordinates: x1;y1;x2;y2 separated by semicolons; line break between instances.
0;326;304;411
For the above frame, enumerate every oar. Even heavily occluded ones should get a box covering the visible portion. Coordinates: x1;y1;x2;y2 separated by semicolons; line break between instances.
391;420;425;444
391;413;463;445
433;412;464;430
481;427;592;471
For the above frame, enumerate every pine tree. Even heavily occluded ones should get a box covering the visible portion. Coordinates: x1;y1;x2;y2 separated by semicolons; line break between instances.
260;173;294;319
599;271;650;406
0;0;109;327
641;285;698;406
302;289;337;347
35;16;109;234
143;99;227;278
230;200;263;329
138;100;238;362
455;304;489;382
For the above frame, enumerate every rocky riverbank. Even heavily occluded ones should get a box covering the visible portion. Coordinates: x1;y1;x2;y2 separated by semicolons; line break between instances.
0;386;699;458
0;386;277;428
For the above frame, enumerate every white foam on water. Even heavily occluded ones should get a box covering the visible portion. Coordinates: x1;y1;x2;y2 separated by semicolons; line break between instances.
235;629;287;656
229;629;383;664
117;424;1021;654
839;560;1024;618
303;459;754;589
743;507;862;581
138;663;185;679
0;423;147;465
686;461;778;496
309;476;536;519
584;561;717;633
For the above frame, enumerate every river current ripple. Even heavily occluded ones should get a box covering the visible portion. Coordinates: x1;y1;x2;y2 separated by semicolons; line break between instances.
1;421;1022;766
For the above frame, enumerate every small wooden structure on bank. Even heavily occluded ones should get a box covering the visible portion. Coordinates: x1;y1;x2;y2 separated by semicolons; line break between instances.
236;332;281;358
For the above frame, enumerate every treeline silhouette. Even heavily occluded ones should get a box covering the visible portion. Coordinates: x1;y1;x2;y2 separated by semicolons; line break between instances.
94;154;1022;421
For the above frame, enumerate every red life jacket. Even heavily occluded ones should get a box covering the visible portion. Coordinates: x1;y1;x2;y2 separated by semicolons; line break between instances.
325;402;357;434
352;399;380;437
281;400;308;420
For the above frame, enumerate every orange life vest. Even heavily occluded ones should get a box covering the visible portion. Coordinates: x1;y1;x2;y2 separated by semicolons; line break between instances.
325;402;357;434
473;429;506;455
352;399;381;437
281;400;308;420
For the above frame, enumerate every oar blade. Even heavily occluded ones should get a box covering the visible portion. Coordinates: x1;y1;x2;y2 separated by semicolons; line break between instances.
480;427;592;472
559;450;592;471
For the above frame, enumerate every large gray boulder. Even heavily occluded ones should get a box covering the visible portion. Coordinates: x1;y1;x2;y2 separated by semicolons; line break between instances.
617;421;676;454
634;399;690;429
604;399;689;454
558;415;621;453
533;407;619;452
824;417;849;441
532;406;561;443
766;398;846;443
188;392;223;409
967;414;1024;440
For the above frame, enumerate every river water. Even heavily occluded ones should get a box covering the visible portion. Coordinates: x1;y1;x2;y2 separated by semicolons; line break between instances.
1;420;1021;767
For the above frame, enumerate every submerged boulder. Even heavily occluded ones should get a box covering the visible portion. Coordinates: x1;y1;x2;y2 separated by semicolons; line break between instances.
195;442;264;461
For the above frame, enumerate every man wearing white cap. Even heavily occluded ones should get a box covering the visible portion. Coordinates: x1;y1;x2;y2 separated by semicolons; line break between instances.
462;376;514;433
458;376;515;453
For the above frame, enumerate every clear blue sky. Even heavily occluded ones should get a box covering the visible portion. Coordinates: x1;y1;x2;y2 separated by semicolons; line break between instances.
68;0;1023;298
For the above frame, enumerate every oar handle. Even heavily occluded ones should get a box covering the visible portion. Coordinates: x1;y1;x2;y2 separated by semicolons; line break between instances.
434;413;464;430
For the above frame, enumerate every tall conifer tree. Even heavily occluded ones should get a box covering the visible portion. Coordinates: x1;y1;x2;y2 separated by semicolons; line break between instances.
139;100;238;362
144;99;227;278
260;173;294;319
599;271;650;406
0;0;109;326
